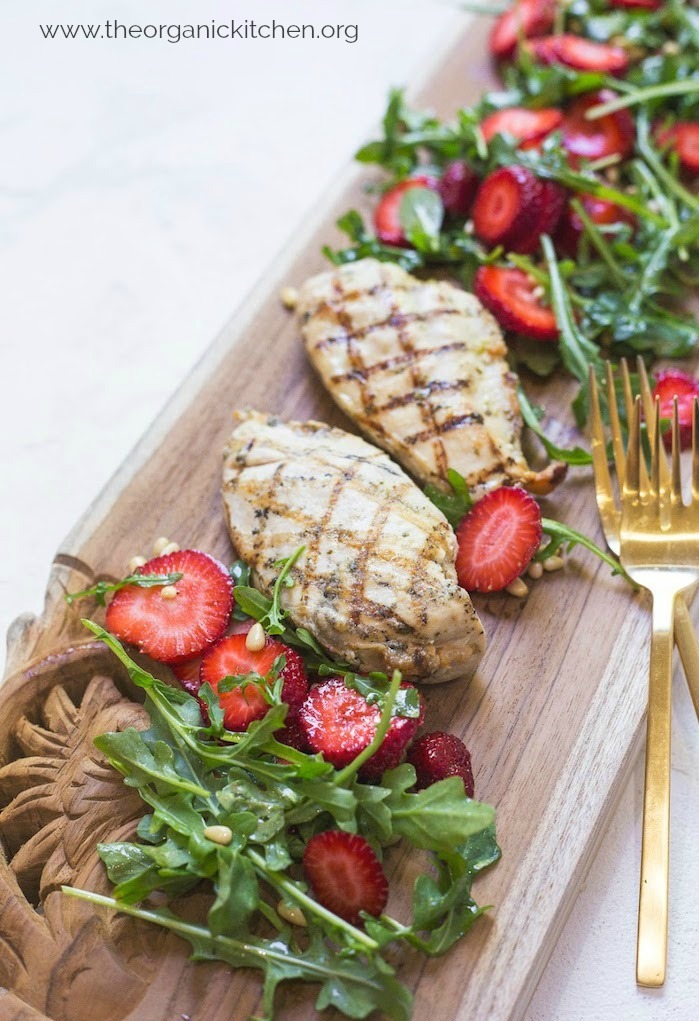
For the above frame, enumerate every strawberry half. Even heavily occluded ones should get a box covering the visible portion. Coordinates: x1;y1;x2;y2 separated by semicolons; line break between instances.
472;166;545;254
481;107;563;147
556;194;636;255
657;122;699;174
200;633;308;732
299;676;422;780
562;91;635;163
527;35;629;75
303;830;388;926
438;161;479;217
490;0;555;59
374;175;438;246
105;549;233;664
455;486;543;593
652;369;699;451
475;265;558;342
407;732;475;797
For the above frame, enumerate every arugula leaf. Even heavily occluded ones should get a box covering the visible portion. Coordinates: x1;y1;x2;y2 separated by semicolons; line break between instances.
234;546;305;636
399;187;444;252
517;386;593;466
65;572;183;606
539;517;635;587
424;468;473;529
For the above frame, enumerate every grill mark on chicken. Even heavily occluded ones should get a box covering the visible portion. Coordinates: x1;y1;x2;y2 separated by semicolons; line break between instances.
329;342;470;385
299;258;567;497
312;308;461;351
370;378;471;414
404;412;485;447
222;412;487;683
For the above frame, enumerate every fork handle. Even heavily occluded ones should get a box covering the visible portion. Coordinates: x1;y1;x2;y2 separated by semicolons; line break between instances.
637;592;674;988
674;596;699;721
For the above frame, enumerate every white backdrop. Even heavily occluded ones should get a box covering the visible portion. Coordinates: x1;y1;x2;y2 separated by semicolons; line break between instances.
1;2;698;1018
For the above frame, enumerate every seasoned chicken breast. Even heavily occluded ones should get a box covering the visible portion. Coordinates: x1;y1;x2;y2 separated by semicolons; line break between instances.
299;258;565;496
222;411;486;684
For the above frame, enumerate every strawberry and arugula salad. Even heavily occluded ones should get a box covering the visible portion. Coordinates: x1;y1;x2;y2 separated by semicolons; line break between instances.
327;0;699;431
64;546;499;1021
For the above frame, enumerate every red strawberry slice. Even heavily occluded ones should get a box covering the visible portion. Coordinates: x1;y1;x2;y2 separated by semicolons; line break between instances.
303;830;388;925
656;122;699;174
534;179;567;236
652;369;699;451
373;175;438;247
171;618;253;697
299;676;422;780
438;161;479;217
475;265;558;342
472;165;545;253
200;633;308;732
527;35;629;75
105;550;233;665
407;732;475;797
556;194;637;255
562;91;635;163
481;107;563;146
490;0;556;59
455;486;543;593
610;0;660;7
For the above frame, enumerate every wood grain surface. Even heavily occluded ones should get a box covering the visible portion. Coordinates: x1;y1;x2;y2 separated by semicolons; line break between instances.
0;14;679;1021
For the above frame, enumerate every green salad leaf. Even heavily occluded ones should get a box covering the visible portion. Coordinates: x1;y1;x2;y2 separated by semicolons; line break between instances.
65;572;183;607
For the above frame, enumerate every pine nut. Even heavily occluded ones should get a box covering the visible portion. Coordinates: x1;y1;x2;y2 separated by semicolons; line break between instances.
531;285;546;300
161;541;180;556
153;536;171;556
246;622;267;652
543;555;565;572
527;561;544;580
203;825;233;846
280;286;299;310
278;901;307;927
160;585;178;600
662;41;679;55
128;555;147;573
505;577;529;598
464;219;474;234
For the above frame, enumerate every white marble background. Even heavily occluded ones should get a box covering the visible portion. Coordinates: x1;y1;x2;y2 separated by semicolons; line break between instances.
1;1;698;1018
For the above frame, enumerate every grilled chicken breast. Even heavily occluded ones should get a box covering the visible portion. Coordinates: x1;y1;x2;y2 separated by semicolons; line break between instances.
299;257;565;496
222;411;486;684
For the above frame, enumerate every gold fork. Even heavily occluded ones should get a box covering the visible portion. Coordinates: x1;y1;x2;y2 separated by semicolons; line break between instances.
591;368;699;987
589;357;699;723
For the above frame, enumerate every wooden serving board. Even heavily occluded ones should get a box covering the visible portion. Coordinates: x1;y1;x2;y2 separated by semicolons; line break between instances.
0;14;680;1021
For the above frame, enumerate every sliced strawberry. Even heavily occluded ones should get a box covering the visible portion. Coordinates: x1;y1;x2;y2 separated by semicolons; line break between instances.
373;175;438;247
299;676;422;780
527;35;629;75
303;830;388;925
534;179;567;236
562;91;635;163
556;193;637;255
200;633;308;732
407;732;475;797
610;0;660;7
455;486;543;593
656;122;699;174
438;161;479;217
475;265;558;342
652;369;699;451
490;0;556;59
105;550;233;665
472;165;545;253
481;107;563;147
276;720;311;753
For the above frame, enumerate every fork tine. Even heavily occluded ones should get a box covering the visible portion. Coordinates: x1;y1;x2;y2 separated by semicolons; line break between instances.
693;397;699;503
625;395;642;498
606;360;626;487
671;397;683;506
638;357;670;488
589;366;617;511
620;357;634;424
650;397;664;498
